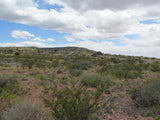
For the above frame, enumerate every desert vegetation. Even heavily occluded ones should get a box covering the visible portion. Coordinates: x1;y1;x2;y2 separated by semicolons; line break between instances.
0;47;159;119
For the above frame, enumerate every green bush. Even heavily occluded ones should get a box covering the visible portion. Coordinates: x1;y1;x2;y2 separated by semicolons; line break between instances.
151;63;160;72
15;51;20;56
21;59;34;69
52;59;59;68
98;62;139;79
60;76;70;85
81;74;104;88
81;74;117;88
70;70;82;77
1;99;44;120
48;73;56;80
92;52;103;57
67;62;82;70
43;82;104;120
129;78;160;107
35;74;47;85
0;75;28;105
0;75;17;88
35;61;48;68
57;69;62;73
67;60;92;71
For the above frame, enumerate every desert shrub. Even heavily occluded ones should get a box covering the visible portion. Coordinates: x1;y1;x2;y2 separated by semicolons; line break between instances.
77;60;93;69
73;54;91;61
126;56;136;64
97;59;108;66
81;74;104;88
70;70;82;77
0;83;21;101
43;82;104;120
48;73;56;80
35;61;49;68
129;78;160;107
57;69;62;73
127;71;141;79
67;60;92;77
15;51;20;56
99;62;133;79
98;62;142;79
0;75;17;88
81;74;117;88
52;59;59;68
1;99;44;120
134;64;143;72
151;63;160;72
35;74;47;85
21;59;34;69
68;60;92;70
109;57;119;63
35;74;46;81
92;52;103;57
0;75;28;104
60;76;70;85
142;63;150;70
67;62;82;70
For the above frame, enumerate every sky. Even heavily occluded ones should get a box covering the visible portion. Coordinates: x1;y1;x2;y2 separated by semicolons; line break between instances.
0;0;160;58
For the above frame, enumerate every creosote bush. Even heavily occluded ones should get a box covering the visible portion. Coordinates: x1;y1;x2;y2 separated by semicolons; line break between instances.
130;78;160;107
43;81;104;120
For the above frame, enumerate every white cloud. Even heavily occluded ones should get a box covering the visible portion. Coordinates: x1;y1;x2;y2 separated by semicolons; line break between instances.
11;30;56;42
65;36;75;42
47;38;55;42
31;37;45;41
1;0;160;57
44;0;160;12
2;0;160;40
11;30;34;39
0;41;52;48
64;40;160;58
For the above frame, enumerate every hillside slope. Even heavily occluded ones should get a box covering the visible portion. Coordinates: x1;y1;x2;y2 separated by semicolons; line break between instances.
0;47;159;120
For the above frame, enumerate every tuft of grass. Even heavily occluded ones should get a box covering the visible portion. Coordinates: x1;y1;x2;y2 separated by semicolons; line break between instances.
1;99;44;120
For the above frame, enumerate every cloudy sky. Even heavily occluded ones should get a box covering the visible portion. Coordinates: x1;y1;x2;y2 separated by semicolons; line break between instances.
0;0;160;57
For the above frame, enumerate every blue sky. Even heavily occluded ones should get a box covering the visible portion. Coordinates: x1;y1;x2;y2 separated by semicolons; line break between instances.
0;20;80;46
0;0;160;57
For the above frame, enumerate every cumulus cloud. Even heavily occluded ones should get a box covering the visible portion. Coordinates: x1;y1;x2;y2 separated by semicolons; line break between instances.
11;30;56;42
47;38;55;42
64;39;160;58
0;41;52;47
0;0;85;33
65;36;75;42
11;30;34;39
1;0;160;57
44;0;160;11
2;0;160;40
31;37;45;42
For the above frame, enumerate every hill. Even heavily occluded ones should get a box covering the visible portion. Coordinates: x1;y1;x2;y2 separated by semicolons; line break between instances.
0;47;159;120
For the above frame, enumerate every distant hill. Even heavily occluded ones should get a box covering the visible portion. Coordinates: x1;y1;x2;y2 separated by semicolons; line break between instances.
0;46;95;55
